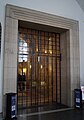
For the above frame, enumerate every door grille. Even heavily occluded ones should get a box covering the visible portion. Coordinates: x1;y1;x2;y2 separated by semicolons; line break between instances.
17;28;61;109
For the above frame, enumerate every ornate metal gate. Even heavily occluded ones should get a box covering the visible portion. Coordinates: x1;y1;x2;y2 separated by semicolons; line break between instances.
17;28;61;109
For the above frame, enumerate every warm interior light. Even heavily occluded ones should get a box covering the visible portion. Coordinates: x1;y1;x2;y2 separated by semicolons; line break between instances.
41;81;45;86
49;37;52;40
45;50;47;53
23;68;27;74
49;65;52;71
41;65;43;69
30;65;32;69
49;50;52;54
36;48;38;52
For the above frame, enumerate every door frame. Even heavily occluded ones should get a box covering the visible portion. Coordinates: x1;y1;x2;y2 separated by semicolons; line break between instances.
3;4;79;111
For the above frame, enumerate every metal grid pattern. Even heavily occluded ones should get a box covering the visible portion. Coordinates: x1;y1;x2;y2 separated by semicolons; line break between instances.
17;28;61;109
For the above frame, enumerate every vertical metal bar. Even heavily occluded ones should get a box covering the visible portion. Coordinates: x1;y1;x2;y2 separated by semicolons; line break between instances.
35;31;37;106
27;28;29;107
35;55;36;105
22;59;24;108
56;33;61;104
43;32;44;104
36;30;39;106
59;34;61;104
17;31;19;111
31;29;32;106
37;30;40;106
26;54;28;108
39;31;41;105
52;34;53;103
56;34;57;103
48;32;49;104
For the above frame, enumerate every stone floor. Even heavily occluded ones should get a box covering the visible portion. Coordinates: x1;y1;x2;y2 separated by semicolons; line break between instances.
1;102;84;120
18;109;84;120
18;103;69;114
1;108;84;120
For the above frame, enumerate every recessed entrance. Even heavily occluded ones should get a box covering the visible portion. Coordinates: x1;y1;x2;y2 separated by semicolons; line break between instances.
17;27;61;109
3;5;80;116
